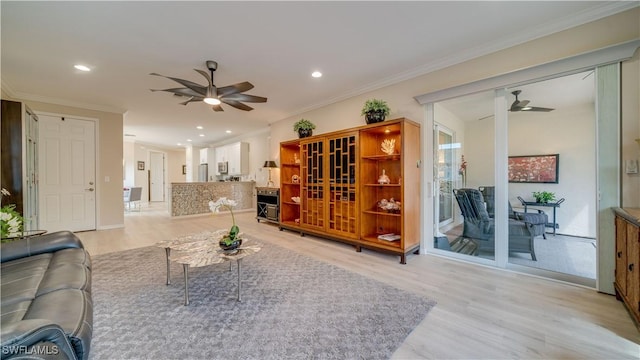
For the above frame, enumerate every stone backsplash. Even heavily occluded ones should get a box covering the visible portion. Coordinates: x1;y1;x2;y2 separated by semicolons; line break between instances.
170;182;255;216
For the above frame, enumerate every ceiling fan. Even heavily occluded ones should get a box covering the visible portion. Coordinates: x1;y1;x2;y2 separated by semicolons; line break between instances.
150;60;267;112
510;90;554;112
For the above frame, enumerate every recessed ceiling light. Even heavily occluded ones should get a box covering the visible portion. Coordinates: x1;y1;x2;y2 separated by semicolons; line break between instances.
311;71;322;78
196;126;203;130
199;134;205;137
187;139;192;142
74;64;91;72
177;143;182;146
226;130;232;134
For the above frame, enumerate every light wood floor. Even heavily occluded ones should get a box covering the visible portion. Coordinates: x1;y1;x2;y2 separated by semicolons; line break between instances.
77;203;640;359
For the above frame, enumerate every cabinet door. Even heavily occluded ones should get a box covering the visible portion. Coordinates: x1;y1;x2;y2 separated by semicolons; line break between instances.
326;132;358;238
300;138;325;231
200;148;208;164
626;222;640;317
228;143;240;174
616;216;628;295
214;146;228;175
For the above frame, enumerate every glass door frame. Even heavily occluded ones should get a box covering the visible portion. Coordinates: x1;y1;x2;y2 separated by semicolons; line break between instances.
434;123;456;228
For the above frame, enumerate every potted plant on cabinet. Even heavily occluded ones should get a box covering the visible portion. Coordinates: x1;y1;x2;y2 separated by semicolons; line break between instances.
361;99;390;124
293;118;316;138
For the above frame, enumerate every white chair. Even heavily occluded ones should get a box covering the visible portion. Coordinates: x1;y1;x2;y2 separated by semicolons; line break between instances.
124;187;142;212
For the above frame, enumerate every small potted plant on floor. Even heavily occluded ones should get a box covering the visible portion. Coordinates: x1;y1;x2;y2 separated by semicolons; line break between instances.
532;191;556;204
361;99;390;124
293;118;316;138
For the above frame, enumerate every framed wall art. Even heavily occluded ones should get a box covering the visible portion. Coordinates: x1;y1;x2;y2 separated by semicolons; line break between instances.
137;161;145;171
508;154;559;183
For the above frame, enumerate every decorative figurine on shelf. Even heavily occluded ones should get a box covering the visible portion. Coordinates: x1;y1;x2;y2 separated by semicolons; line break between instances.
293;153;300;164
381;139;396;155
378;169;391;184
377;198;401;213
291;174;300;184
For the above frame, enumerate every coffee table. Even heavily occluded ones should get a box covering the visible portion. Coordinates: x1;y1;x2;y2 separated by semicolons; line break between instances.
156;230;261;305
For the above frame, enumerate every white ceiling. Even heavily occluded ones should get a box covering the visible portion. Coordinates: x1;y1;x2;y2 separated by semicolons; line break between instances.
1;1;635;148
438;70;596;122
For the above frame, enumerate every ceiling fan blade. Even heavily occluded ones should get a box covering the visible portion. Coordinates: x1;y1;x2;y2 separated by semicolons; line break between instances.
194;69;212;86
525;106;554;112
151;87;203;98
222;99;254;111
221;93;267;103
178;97;203;106
150;73;207;96
212;104;224;112
217;82;254;97
478;114;494;121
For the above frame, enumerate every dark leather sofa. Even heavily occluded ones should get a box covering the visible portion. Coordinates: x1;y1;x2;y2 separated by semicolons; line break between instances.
1;231;92;360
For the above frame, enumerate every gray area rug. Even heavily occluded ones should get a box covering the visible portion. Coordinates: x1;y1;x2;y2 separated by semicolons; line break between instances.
89;242;436;359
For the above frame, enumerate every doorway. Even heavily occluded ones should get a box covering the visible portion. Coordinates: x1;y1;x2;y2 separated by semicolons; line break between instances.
435;125;455;227
149;151;165;202
38;113;96;232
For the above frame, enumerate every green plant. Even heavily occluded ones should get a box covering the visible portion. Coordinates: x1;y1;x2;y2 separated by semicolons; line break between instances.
361;99;390;116
293;118;316;132
1;188;23;241
532;191;555;203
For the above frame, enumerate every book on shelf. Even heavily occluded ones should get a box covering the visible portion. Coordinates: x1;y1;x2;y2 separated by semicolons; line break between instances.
377;233;401;241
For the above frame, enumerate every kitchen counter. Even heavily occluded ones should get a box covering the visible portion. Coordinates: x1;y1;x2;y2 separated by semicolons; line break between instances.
170;181;255;217
614;207;640;226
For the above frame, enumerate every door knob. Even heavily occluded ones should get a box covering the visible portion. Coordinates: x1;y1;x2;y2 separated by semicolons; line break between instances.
85;188;94;192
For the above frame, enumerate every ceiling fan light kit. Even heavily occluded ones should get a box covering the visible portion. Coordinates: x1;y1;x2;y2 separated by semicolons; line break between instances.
150;60;267;112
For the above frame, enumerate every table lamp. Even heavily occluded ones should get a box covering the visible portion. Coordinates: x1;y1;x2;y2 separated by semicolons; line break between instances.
263;160;278;187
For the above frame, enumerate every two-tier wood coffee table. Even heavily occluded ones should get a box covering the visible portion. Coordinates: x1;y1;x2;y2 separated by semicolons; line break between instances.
156;230;261;305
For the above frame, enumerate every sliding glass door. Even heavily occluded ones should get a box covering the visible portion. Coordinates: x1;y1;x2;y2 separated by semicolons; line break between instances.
505;71;597;285
432;90;495;260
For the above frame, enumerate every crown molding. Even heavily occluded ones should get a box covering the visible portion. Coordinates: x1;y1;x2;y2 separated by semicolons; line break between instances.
284;1;639;119
1;80;126;114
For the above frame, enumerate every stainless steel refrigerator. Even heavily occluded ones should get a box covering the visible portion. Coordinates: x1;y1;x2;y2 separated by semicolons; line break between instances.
198;163;208;182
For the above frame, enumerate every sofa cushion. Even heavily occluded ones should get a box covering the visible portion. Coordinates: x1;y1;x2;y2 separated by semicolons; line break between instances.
37;263;91;297
0;300;31;326
0;255;50;306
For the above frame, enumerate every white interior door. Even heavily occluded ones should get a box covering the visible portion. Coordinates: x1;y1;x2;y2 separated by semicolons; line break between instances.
149;151;164;202
38;114;96;232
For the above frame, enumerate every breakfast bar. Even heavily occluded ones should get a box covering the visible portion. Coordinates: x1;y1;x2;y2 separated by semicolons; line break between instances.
169;181;254;216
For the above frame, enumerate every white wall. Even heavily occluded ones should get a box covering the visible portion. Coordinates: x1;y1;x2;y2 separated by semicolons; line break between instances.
621;48;640;207
123;141;135;187
167;149;186;184
210;128;270;185
464;104;597;237
508;105;596;238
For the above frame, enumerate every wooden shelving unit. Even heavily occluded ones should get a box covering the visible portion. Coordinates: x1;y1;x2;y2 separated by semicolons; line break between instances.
279;140;302;229
278;118;420;263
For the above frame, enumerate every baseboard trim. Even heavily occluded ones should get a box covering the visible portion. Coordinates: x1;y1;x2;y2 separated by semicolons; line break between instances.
97;223;125;230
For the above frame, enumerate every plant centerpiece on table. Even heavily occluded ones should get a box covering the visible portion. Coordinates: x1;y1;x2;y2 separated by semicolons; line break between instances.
361;99;390;124
1;188;23;241
532;191;555;204
209;197;242;253
293;118;316;138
